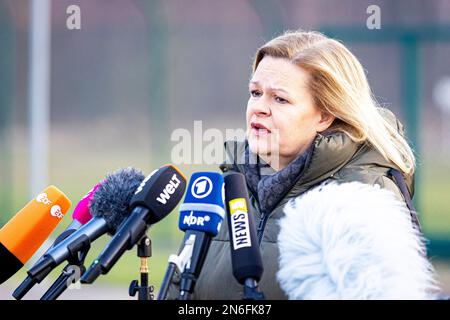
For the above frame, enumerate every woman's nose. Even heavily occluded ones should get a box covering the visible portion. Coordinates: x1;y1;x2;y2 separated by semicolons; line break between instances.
250;99;271;116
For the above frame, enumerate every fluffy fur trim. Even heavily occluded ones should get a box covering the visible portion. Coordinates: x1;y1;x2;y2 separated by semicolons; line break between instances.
277;181;438;299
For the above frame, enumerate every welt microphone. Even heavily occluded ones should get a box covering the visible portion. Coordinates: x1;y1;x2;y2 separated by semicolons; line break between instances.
0;186;71;284
177;172;225;300
13;182;101;299
24;167;145;284
224;172;264;300
80;164;187;284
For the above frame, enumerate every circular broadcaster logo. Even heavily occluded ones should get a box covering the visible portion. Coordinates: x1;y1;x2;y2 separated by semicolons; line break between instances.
191;176;213;199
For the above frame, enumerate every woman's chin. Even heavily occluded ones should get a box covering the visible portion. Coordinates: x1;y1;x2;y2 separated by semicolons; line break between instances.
248;139;271;157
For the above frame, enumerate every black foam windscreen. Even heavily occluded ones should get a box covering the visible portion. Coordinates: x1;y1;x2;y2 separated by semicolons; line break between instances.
224;172;263;284
89;167;145;234
130;165;187;225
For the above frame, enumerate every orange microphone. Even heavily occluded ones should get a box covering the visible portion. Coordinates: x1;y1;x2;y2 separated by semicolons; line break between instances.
0;186;71;284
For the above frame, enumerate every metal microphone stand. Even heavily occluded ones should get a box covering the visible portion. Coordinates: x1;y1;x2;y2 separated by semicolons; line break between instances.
158;234;195;300
129;235;154;300
40;242;90;300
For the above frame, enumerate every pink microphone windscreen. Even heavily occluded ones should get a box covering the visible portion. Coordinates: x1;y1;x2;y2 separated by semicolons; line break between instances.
72;183;102;225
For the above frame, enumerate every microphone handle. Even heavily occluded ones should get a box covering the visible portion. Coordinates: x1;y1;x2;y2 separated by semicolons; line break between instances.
49;218;107;265
179;230;213;299
82;207;150;285
12;228;78;300
12;276;36;300
40;268;71;300
243;277;265;300
98;206;150;274
53;227;79;247
41;263;87;300
157;262;176;300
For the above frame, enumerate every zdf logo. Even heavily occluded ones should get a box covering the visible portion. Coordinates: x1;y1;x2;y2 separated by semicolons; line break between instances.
191;176;213;199
36;193;52;205
50;205;64;219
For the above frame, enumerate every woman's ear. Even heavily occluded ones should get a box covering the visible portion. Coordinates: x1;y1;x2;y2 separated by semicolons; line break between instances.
317;111;335;132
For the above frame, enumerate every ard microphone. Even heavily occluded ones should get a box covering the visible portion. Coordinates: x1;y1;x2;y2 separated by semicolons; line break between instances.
13;182;101;299
177;172;225;300
224;172;264;300
0;186;71;284
25;168;145;283
80;165;187;284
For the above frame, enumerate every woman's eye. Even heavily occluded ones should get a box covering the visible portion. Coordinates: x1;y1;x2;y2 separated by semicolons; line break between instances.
250;90;261;97
275;96;288;104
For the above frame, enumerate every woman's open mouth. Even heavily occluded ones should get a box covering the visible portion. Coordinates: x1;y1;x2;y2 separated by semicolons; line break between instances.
251;122;271;136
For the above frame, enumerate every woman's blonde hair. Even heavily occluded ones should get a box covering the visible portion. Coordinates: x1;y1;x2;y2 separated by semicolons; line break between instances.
252;30;415;175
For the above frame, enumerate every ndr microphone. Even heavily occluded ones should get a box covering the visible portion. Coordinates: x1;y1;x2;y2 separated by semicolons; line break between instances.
177;172;225;300
81;165;187;284
0;186;71;284
13;182;101;299
26;168;145;282
224;172;264;300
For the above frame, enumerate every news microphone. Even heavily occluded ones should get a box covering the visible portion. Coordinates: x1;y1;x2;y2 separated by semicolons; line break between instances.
276;181;437;299
0;186;71;284
224;172;264;300
13;182;101;299
80;165;187;284
176;172;225;300
25;168;145;283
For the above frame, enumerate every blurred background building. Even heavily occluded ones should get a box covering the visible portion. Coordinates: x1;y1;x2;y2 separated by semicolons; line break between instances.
0;0;449;299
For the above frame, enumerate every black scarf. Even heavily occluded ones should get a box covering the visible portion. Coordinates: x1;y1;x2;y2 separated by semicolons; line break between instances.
240;141;314;215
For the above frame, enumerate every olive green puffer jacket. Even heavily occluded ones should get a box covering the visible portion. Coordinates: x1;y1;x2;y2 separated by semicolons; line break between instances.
166;108;414;300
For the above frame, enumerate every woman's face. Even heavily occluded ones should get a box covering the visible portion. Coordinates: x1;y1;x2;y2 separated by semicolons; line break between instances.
246;56;334;170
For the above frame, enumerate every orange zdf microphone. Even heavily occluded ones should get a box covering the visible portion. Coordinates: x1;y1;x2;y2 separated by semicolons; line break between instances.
0;186;71;284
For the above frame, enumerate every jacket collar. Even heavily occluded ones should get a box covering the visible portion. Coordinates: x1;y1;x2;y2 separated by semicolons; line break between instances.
222;130;361;212
223;131;359;181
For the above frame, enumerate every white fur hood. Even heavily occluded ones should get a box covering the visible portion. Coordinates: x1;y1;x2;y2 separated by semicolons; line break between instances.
277;181;438;300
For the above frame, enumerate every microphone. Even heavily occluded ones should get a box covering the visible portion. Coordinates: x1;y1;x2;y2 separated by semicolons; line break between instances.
176;172;225;300
24;167;145;284
80;164;187;284
277;181;436;299
0;186;71;284
224;172;264;300
68;182;101;227
12;182;101;299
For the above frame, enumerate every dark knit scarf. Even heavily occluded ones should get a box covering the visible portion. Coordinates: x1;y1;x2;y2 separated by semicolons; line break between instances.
239;141;315;215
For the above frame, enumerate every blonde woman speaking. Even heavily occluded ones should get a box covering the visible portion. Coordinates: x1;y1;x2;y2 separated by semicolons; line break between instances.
167;30;437;300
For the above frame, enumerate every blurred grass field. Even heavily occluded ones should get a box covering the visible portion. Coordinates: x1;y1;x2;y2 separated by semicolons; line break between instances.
421;159;450;236
0;123;449;298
